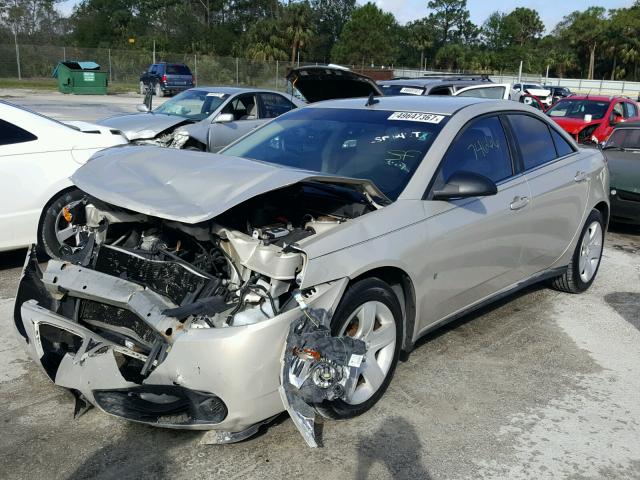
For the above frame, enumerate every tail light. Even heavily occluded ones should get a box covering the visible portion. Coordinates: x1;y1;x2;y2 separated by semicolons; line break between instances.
161;74;167;84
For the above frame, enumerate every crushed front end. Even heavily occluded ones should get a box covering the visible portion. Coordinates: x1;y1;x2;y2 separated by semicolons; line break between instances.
14;183;373;443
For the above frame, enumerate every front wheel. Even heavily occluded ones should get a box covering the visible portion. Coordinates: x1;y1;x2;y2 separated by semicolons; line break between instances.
318;277;402;420
38;189;89;259
550;209;604;293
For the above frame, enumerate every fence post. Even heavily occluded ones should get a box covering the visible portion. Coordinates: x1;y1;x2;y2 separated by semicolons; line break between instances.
599;77;604;94
63;46;66;61
13;31;21;80
275;60;279;89
108;48;112;83
235;57;239;85
194;54;197;86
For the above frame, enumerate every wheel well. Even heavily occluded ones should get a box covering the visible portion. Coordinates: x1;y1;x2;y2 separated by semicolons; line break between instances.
349;267;417;352
594;201;609;229
183;138;206;151
36;186;79;239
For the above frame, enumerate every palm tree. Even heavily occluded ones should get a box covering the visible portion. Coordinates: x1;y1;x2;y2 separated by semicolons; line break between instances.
284;2;314;66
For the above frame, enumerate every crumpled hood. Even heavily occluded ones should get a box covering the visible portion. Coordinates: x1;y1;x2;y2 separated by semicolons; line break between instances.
523;88;551;98
71;146;388;223
98;113;189;140
550;116;602;135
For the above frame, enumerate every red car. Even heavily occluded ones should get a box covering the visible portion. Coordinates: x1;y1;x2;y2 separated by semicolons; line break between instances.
546;95;640;144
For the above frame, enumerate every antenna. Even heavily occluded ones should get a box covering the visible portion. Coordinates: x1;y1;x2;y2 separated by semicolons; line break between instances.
365;92;379;106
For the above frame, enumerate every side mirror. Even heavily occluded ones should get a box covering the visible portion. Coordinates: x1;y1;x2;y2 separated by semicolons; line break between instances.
433;171;498;200
136;104;150;113
214;113;235;123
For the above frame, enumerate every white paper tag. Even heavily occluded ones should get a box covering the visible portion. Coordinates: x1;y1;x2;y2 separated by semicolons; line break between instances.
388;111;446;124
207;92;226;98
348;354;364;368
400;87;425;96
584;114;593;122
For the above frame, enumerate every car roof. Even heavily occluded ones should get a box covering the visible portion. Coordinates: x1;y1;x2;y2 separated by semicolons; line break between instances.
378;78;488;88
561;95;622;102
304;94;494;115
186;86;282;95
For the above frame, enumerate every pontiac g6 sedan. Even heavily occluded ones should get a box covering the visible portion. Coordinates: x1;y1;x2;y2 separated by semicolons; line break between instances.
14;96;608;447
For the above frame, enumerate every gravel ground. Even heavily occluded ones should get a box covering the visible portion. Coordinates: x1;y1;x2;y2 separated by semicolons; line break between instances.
1;91;639;480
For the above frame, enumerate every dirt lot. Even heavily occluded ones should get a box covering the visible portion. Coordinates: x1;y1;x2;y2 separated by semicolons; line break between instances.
1;92;640;480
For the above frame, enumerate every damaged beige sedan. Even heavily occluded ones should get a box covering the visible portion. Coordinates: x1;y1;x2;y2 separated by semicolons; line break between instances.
14;96;609;447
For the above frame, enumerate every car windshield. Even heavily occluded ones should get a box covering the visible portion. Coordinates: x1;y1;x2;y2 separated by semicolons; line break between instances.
379;84;425;96
154;90;228;120
222;107;448;200
547;99;609;119
606;128;640;150
524;84;542;90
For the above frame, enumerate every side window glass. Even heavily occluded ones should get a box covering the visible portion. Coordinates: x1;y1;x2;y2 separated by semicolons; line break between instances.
612;102;624;119
221;94;257;121
508;114;557;170
439;116;513;184
550;128;575;157
0;119;38;146
260;93;296;119
623;102;638;118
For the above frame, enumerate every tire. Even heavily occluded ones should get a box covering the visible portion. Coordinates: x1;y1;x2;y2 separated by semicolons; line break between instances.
551;209;604;293
154;82;164;98
139;81;145;95
38;189;88;260
317;277;402;420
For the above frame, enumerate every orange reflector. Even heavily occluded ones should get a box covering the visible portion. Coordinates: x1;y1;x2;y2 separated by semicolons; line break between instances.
62;207;73;223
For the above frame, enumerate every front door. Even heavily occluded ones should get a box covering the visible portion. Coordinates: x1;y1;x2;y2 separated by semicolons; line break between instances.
208;93;263;151
418;115;532;330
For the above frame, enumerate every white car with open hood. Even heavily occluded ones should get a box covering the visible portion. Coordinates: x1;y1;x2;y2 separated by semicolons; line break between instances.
0;101;128;255
14;95;608;447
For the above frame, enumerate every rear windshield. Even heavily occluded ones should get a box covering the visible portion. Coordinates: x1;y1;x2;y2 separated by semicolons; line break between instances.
547;99;610;120
606;128;640;149
166;64;191;75
379;84;425;96
222;107;448;200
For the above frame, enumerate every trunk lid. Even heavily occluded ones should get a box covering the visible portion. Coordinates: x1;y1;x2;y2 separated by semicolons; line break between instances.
286;65;383;103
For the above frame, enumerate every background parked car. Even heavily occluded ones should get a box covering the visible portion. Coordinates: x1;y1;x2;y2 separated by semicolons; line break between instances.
602;121;640;225
139;62;194;97
0;100;127;257
546;95;640;144
511;83;553;107
377;74;492;96
99;87;305;152
545;85;573;104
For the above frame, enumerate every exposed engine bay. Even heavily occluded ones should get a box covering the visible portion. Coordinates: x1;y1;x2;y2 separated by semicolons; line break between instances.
15;180;374;444
131;126;193;150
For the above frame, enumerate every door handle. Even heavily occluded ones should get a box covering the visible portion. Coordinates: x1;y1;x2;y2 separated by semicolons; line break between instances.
574;171;588;182
510;196;530;210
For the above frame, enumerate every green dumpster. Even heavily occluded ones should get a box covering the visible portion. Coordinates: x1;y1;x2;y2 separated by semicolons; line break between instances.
53;61;108;95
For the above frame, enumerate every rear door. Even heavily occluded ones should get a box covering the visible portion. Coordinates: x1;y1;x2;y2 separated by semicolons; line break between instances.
453;83;511;100
506;113;590;274
420;115;533;326
208;93;263;151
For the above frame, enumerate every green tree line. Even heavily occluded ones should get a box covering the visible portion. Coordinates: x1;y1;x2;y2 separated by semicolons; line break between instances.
2;0;640;80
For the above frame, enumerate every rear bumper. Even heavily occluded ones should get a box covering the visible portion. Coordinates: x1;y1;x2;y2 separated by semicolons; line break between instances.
162;83;193;92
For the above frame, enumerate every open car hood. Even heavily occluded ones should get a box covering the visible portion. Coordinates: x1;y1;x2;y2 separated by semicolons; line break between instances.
71;146;389;223
286;65;383;103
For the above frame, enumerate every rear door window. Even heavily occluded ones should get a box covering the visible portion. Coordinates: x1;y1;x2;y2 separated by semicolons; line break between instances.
0;119;37;146
507;114;557;170
438;116;513;184
623;102;638;118
259;93;296;119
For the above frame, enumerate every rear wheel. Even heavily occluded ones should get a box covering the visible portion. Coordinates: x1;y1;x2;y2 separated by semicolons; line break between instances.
154;82;164;98
551;209;604;293
38;189;88;260
318;277;402;420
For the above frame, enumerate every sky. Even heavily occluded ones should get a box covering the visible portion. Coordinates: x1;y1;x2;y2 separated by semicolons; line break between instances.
57;0;635;32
